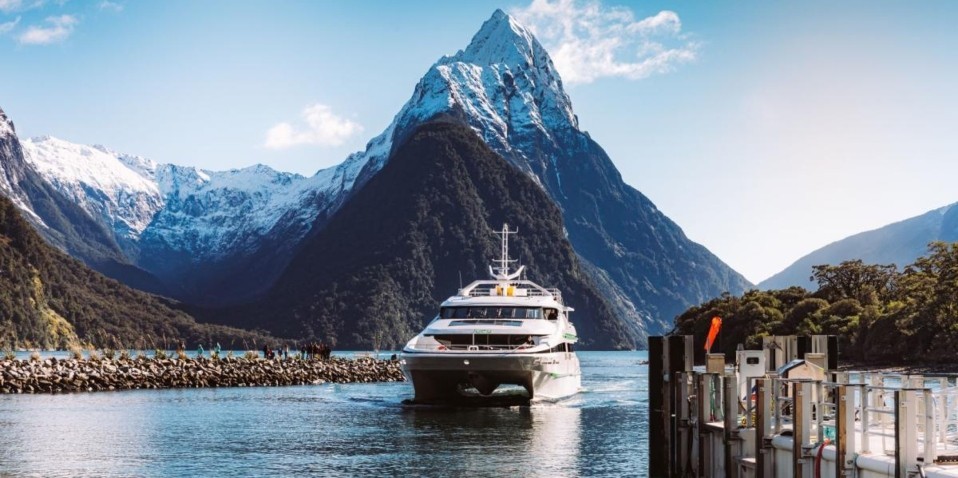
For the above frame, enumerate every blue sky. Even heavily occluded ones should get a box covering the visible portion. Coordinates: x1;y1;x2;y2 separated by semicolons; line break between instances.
1;1;957;284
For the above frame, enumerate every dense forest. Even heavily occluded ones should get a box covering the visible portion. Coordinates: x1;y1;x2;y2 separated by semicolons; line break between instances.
0;194;271;350
675;241;958;364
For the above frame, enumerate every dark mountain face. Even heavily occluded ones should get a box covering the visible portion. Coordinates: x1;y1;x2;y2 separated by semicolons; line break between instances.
0;193;268;349
230;121;631;350
548;131;752;335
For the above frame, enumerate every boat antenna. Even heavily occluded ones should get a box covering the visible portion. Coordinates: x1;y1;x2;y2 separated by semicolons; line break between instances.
489;223;525;280
459;270;463;289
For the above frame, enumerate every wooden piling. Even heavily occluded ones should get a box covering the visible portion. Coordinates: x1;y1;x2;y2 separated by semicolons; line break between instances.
755;377;773;478
649;336;667;478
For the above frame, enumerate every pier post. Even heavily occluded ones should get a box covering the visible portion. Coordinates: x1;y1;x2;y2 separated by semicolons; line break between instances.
826;335;838;371
938;378;948;445
895;389;918;478
667;335;693;478
924;389;937;466
675;371;692;476
797;336;810;360
755;378;773;478
836;384;857;478
724;373;740;478
649;336;668;478
697;374;718;476
793;380;813;478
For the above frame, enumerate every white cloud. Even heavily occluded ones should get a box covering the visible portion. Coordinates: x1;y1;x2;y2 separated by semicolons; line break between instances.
0;0;23;13
0;0;44;13
0;15;19;34
265;103;364;149
17;14;76;45
98;1;122;12
511;0;699;84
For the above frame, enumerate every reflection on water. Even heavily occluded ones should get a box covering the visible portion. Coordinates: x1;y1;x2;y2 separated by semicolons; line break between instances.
0;351;647;477
397;403;582;477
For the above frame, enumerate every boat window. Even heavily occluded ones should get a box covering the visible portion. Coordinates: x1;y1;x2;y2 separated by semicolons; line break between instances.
439;307;544;319
545;308;558;320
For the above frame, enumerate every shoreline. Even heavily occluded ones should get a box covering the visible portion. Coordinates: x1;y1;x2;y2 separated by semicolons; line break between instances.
0;356;404;394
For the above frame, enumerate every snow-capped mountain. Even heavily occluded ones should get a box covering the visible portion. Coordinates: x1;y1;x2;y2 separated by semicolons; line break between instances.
0;107;134;275
375;9;752;336
22;137;163;244
2;9;751;341
14;132;389;304
759;202;958;290
391;9;576;164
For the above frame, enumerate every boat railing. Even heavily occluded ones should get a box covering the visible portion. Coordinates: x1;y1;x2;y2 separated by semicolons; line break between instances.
457;280;563;304
462;286;562;301
410;342;537;353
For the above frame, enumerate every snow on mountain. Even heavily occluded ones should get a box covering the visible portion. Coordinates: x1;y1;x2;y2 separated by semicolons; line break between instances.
391;9;576;168
147;163;317;256
17;123;393;265
0;108;13;138
22;137;163;240
21;137;313;258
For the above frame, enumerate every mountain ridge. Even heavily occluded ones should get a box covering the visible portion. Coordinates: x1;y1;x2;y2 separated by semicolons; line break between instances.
759;202;958;290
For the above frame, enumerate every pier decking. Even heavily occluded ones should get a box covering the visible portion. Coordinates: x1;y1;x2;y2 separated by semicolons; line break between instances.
649;335;958;478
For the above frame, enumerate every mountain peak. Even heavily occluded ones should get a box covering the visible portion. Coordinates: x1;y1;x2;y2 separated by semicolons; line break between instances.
448;9;542;70
390;9;577;159
0;107;14;137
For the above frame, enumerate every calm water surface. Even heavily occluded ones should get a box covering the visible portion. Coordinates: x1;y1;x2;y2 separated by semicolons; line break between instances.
0;351;648;477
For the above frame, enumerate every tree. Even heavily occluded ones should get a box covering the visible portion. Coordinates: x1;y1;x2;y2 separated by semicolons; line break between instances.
811;260;897;305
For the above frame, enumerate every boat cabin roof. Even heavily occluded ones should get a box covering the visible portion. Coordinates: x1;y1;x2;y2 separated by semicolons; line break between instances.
444;279;572;311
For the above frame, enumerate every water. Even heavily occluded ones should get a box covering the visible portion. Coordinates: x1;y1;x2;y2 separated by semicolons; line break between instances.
0;351;648;477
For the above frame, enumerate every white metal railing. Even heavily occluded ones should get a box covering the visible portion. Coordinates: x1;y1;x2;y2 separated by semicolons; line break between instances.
408;342;537;352
463;287;561;299
752;373;958;465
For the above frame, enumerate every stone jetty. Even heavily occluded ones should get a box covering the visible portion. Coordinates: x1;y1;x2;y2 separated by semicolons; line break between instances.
0;356;404;394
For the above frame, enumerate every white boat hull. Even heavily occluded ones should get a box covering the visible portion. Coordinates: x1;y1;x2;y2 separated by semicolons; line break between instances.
400;351;581;403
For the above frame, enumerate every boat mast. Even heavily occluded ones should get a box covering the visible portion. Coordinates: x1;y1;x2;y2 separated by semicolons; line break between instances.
490;223;524;281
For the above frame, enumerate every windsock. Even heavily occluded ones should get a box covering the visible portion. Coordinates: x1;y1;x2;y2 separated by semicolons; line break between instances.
704;316;722;352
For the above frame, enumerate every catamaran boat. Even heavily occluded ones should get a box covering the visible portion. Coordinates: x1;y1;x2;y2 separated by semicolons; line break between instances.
400;224;581;403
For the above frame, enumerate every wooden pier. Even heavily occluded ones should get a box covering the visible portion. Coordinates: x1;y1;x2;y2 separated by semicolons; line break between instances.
649;335;958;478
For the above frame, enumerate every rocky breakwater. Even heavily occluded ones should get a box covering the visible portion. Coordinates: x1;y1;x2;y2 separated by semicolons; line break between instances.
0;356;404;394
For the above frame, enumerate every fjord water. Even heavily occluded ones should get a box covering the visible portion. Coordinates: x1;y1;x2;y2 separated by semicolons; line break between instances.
0;351;648;477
